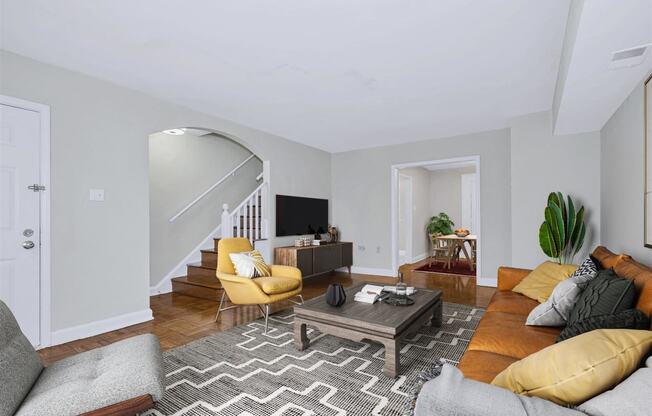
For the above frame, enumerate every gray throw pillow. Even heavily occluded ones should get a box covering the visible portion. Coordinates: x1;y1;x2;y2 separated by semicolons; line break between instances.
578;367;652;416
414;364;585;416
568;268;637;325
526;257;598;326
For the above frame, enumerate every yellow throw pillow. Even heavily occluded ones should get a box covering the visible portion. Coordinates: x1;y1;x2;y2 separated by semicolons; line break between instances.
492;329;652;406
229;250;271;278
512;261;577;303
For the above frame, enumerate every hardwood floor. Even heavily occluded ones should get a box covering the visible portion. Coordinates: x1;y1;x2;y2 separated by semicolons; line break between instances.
37;265;494;365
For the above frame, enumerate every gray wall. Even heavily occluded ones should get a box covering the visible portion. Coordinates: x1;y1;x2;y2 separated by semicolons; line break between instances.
0;51;331;333
600;83;652;262
331;129;511;285
149;132;262;286
510;111;601;268
428;166;476;231
398;167;431;260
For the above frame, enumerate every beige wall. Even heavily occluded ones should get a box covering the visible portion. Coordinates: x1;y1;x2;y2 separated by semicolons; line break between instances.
331;128;511;286
510;111;601;269
149;132;262;286
600;83;652;262
0;51;331;335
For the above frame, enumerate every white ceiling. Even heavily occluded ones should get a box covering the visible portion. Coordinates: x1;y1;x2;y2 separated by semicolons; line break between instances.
553;0;652;135
0;0;572;152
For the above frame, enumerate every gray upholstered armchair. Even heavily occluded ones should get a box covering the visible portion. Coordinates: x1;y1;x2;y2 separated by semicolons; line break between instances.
0;301;165;416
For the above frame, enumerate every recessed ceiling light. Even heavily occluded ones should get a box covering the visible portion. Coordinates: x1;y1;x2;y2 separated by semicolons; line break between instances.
163;128;185;135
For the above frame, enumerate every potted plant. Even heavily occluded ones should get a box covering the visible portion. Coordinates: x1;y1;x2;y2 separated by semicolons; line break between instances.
427;212;455;236
539;192;586;264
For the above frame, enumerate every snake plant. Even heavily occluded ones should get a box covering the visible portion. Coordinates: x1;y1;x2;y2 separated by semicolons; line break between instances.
539;192;586;264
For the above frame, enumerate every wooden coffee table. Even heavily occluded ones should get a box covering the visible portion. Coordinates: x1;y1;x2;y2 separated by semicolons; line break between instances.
293;283;442;378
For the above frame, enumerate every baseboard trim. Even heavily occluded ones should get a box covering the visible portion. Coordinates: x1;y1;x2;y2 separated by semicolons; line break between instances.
411;252;428;263
51;308;153;346
339;266;397;277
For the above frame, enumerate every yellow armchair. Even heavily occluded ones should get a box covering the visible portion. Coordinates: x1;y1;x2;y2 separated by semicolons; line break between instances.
215;238;303;333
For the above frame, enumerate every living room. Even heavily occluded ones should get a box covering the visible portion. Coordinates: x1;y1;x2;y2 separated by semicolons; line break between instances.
1;1;651;415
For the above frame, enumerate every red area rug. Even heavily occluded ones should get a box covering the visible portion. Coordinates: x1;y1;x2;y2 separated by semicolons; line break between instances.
414;259;476;277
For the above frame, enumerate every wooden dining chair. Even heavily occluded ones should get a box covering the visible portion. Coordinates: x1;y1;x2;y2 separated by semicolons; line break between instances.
428;234;458;269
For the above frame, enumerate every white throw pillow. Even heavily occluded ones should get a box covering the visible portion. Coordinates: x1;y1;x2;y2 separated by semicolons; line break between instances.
228;250;271;278
526;257;598;326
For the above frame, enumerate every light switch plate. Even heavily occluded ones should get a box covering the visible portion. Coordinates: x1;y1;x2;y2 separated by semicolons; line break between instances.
89;189;105;201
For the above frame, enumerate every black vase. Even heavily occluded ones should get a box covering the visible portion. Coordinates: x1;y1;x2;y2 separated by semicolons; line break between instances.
325;283;346;307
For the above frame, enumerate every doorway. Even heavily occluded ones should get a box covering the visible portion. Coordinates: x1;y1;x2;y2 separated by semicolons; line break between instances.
391;156;481;280
0;95;51;348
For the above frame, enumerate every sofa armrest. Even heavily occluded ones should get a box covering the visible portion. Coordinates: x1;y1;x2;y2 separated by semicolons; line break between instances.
497;266;532;291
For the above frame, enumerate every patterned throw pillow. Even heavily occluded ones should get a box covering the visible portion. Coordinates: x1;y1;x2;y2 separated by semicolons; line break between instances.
568;269;636;325
526;257;598;326
229;250;271;278
557;309;650;342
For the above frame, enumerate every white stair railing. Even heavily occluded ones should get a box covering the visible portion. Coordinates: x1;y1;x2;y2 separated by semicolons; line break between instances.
221;181;267;244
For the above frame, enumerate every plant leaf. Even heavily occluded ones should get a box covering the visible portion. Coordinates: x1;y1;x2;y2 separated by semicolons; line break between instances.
547;203;566;253
573;222;586;255
571;206;585;245
539;222;558;259
566;196;576;247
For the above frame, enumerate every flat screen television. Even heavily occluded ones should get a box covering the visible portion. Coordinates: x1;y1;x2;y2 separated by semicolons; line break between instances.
276;195;328;237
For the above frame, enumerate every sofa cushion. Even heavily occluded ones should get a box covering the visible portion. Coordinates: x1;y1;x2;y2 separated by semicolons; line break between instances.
512;261;577;303
0;301;43;416
414;364;585;416
491;329;652;406
558;309;651;342
592;246;630;269
577;366;652;416
485;291;539;316
254;276;300;295
457;350;518;384
467;311;560;359
14;334;164;416
568;269;637;325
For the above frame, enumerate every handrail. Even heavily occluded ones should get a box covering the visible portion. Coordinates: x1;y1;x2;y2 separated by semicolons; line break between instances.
169;154;256;222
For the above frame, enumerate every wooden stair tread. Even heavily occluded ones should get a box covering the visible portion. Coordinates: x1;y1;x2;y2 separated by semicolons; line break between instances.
187;262;216;270
200;249;217;254
171;276;221;289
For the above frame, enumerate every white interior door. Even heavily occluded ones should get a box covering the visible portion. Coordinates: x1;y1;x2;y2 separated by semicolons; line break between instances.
461;173;476;233
0;104;42;346
398;174;412;264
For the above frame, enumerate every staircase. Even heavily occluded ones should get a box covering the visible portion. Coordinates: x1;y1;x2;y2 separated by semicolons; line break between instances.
171;238;222;300
168;181;268;300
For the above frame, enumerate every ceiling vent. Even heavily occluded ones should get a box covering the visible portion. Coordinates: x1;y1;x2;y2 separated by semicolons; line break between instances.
610;44;651;69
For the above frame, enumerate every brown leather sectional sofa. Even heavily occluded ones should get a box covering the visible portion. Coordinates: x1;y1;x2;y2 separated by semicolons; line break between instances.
458;246;652;383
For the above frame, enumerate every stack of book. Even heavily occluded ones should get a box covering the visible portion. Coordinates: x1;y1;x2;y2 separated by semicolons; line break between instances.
353;284;384;304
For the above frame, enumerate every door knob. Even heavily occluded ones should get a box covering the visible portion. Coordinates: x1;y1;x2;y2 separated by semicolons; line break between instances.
22;241;35;249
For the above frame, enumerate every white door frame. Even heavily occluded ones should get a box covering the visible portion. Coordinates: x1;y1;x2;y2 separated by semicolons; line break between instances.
1;95;51;348
391;156;484;285
398;173;413;264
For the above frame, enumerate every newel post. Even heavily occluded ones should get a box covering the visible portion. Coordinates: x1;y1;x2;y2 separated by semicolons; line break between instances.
221;203;233;238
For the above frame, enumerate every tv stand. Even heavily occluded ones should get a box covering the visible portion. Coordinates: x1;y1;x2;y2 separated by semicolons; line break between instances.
275;242;353;278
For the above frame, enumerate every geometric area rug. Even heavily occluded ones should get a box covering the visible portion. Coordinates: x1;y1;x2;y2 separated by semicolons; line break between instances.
145;302;484;416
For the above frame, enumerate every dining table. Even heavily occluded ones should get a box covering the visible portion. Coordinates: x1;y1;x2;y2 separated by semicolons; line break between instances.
436;234;477;271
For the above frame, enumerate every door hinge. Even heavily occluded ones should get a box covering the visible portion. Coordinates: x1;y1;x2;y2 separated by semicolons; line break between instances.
27;184;46;192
